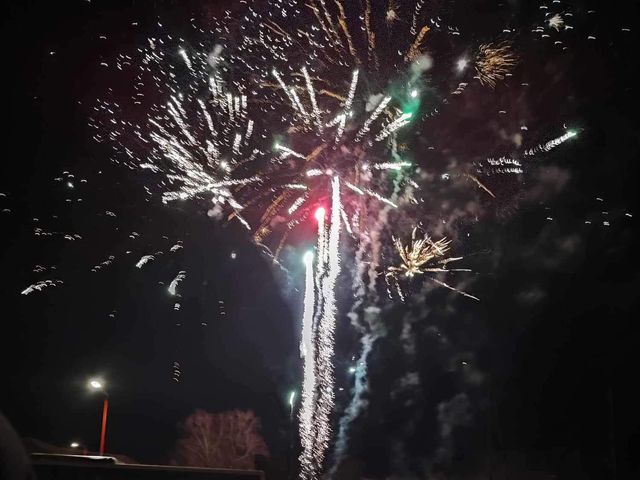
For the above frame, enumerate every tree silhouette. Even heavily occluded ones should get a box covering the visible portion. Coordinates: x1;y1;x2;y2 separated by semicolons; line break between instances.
172;409;269;470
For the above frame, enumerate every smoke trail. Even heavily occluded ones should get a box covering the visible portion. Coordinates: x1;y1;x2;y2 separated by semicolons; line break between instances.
435;393;472;463
330;306;386;475
331;154;409;473
328;197;374;474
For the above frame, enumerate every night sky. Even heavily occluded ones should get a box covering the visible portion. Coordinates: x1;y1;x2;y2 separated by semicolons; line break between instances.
1;1;639;478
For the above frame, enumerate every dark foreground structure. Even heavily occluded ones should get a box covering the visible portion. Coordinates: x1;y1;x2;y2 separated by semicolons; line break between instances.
32;455;265;480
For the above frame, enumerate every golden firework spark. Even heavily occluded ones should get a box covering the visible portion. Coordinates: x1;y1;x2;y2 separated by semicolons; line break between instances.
386;228;478;301
334;0;360;64
405;24;430;62
386;0;399;23
387;229;455;278
475;42;518;88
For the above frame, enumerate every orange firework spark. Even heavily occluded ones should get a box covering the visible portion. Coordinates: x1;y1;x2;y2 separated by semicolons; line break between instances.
475;42;518;88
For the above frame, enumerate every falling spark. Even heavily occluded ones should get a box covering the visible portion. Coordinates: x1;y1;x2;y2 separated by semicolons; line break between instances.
464;174;496;198
178;48;192;69
370;161;411;170
375;112;413;142
406;25;431;62
343;70;359;112
356;96;392;141
168;270;186;296
302;66;323;132
288;195;307;215
410;0;426;35
275;143;307;159
525;130;577;156
136;254;155;268
21;279;63;295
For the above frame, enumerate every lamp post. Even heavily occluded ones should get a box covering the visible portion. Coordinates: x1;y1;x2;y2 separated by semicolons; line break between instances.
88;378;109;455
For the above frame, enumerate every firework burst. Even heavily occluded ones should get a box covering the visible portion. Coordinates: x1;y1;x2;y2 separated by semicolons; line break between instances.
474;42;518;88
386;228;478;302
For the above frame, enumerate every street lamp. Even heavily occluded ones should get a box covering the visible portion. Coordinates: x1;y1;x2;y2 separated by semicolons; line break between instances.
88;377;109;455
89;379;103;390
70;442;80;449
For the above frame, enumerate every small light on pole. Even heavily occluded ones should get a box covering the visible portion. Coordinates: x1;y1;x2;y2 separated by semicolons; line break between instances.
88;379;103;390
88;377;109;456
70;442;80;449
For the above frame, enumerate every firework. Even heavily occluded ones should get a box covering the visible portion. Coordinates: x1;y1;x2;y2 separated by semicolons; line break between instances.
386;228;478;302
298;251;317;478
548;14;565;31
88;1;586;477
475;42;518;88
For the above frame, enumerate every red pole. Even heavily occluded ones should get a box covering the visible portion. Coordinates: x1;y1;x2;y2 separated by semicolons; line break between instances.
99;397;109;455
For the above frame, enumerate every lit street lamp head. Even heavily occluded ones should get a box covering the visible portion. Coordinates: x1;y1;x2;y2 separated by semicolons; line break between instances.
70;442;80;448
88;378;104;391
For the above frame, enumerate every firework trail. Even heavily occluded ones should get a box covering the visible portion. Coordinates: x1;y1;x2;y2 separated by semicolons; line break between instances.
294;178;343;479
298;251;317;478
525;130;577;156
20;279;63;295
312;177;342;472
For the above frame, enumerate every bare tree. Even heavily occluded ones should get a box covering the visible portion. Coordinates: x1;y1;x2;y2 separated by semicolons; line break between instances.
171;409;269;470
